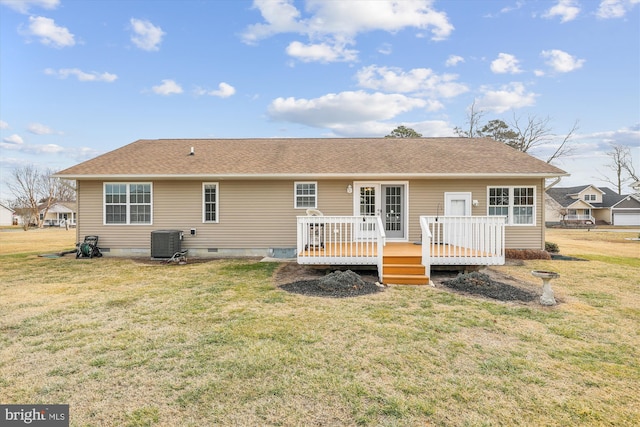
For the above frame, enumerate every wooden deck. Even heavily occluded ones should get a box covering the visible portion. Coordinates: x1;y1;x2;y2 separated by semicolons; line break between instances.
299;242;490;258
298;242;503;285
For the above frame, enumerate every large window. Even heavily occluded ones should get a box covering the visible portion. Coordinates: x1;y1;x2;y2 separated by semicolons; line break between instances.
487;186;535;225
104;183;152;224
203;183;218;223
295;182;317;209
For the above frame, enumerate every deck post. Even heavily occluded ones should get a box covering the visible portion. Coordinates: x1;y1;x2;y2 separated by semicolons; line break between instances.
419;216;432;278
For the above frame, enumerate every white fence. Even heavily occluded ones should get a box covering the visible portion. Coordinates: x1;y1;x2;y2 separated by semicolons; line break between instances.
420;216;505;270
564;214;595;223
297;216;386;271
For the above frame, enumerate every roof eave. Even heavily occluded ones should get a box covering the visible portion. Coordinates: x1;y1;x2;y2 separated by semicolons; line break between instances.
54;172;570;180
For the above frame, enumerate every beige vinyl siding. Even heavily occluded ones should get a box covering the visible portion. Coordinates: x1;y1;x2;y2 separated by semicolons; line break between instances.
76;179;354;253
408;178;545;249
76;177;545;255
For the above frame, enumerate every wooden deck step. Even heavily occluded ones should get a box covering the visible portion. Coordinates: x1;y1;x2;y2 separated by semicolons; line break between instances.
383;255;429;285
382;273;430;286
384;263;426;275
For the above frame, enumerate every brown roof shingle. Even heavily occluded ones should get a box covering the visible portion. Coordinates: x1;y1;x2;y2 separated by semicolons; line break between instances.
55;137;567;178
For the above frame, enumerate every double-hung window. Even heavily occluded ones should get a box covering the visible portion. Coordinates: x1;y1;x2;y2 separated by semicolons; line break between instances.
487;186;535;225
203;183;218;223
104;183;152;224
295;182;317;209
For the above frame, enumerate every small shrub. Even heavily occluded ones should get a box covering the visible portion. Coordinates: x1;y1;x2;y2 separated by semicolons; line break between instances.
505;249;551;260
545;241;560;253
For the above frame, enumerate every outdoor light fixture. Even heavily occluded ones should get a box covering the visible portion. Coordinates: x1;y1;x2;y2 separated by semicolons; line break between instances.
347;184;353;194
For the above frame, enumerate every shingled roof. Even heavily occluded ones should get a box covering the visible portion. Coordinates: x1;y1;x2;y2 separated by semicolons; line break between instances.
55;137;567;179
546;185;628;208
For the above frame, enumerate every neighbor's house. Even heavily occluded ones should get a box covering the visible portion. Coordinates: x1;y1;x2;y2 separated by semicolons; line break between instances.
545;185;640;226
0;203;15;226
40;201;77;227
55;138;567;284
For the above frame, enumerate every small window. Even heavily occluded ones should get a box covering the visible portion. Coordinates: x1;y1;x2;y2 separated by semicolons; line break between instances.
104;183;152;225
584;194;596;201
203;183;218;223
487;186;535;226
295;182;317;209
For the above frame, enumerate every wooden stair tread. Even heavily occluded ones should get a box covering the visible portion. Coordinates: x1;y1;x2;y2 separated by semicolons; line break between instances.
383;274;430;285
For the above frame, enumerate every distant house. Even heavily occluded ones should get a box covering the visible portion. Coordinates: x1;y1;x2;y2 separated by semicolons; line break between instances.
0;203;15;226
40;202;77;227
546;185;640;226
55;138;567;284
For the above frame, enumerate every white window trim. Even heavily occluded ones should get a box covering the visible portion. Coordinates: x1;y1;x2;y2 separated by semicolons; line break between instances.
294;181;318;209
486;186;536;226
103;182;153;225
202;182;219;223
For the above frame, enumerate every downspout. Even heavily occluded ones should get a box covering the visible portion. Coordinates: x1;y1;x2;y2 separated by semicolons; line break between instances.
545;176;562;191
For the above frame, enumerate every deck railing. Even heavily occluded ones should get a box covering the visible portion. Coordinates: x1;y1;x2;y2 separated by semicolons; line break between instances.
420;216;505;267
297;216;386;272
564;214;595;223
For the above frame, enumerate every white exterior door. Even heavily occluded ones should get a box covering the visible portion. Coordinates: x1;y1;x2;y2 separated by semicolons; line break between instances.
445;192;472;216
444;192;472;246
354;182;407;240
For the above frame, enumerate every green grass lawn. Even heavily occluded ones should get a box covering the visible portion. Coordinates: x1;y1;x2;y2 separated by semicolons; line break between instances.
0;228;638;426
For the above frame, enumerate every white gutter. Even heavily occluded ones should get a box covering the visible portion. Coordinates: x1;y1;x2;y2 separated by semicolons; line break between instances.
54;172;571;180
545;176;563;191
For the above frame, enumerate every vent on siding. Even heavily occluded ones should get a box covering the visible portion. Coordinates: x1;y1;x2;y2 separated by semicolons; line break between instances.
151;230;182;258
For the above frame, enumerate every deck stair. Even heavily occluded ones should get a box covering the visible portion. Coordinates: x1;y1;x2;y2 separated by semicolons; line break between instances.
383;254;429;285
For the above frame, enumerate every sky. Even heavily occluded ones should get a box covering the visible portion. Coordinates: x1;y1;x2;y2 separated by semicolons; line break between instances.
1;0;639;201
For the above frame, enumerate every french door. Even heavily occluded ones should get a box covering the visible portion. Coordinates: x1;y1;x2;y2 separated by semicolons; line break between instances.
354;182;407;240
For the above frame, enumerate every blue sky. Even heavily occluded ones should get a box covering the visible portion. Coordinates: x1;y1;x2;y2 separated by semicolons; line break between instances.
1;0;639;200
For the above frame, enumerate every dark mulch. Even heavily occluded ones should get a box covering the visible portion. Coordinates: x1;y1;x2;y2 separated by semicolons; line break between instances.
280;269;383;298
441;272;537;302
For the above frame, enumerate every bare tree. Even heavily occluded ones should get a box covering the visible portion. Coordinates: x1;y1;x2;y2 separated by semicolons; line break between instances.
545;120;579;164
6;166;74;229
598;143;638;194
454;99;485;138
509;114;553;153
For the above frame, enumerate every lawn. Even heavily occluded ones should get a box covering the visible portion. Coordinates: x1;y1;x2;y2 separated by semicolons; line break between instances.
0;227;638;426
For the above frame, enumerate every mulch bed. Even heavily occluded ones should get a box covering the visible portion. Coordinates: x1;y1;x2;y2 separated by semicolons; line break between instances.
440;271;538;302
279;269;383;298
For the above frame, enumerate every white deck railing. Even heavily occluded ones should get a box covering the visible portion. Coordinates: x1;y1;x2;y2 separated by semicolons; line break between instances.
564;214;595;223
297;216;386;274
420;216;506;267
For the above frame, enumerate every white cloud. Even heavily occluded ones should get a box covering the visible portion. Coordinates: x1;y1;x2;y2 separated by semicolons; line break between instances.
242;0;453;62
194;82;236;98
378;43;392;55
267;91;427;128
27;123;55;135
541;49;585;72
355;65;468;99
596;0;640;18
22;16;75;48
3;134;24;144
130;18;165;51
445;55;464;67
152;79;183;95
490;53;522;74
44;68;117;82
0;120;8;129
543;0;581;22
476;82;538;113
286;40;358;63
0;0;59;14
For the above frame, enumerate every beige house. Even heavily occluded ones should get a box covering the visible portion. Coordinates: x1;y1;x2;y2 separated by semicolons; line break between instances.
40;202;77;227
545;185;640;226
55;138;567;284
